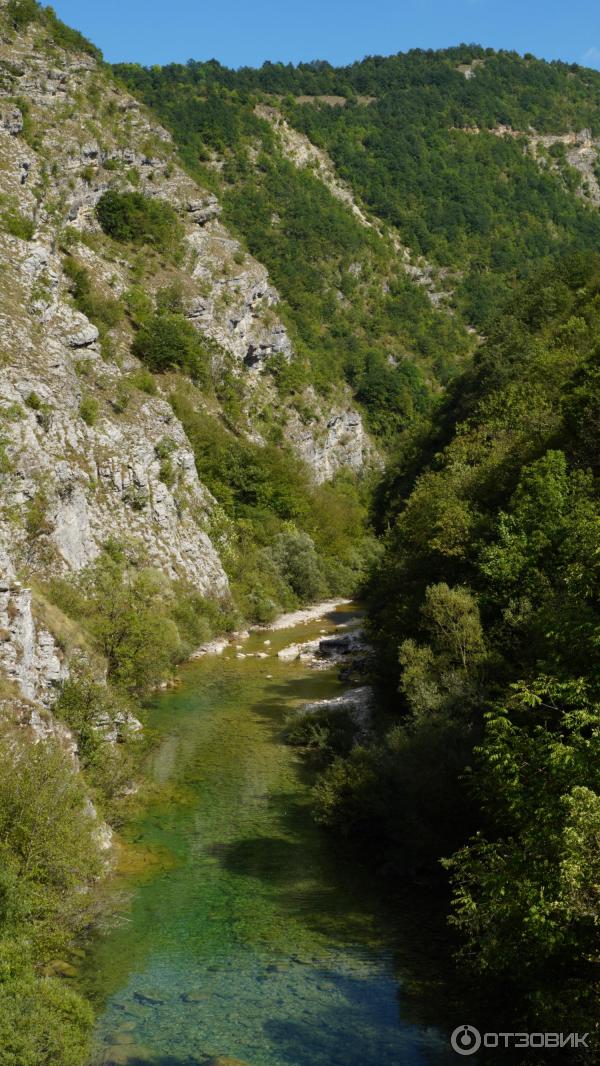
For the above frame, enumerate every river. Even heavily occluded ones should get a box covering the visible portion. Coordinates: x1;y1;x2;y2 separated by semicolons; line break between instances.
82;604;460;1066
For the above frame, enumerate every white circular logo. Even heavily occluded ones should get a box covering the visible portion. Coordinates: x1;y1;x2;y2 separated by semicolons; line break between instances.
451;1024;482;1056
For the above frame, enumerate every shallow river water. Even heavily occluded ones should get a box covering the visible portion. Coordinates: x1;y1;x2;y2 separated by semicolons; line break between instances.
82;605;462;1066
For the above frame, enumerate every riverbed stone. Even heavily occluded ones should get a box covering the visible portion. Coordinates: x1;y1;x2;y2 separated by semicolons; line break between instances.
182;990;210;1003
109;1032;135;1045
134;989;165;1005
204;1058;251;1066
101;1046;153;1066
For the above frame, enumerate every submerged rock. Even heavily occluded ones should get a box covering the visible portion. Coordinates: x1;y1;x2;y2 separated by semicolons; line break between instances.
101;1047;153;1066
204;1059;251;1066
133;989;165;1006
181;990;210;1003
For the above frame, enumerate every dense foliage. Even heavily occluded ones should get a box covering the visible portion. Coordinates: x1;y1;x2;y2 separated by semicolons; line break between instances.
48;538;233;696
117;47;600;333
171;385;376;621
313;254;600;1035
5;0;101;58
95;190;183;258
114;60;472;437
131;311;212;379
0;728;100;1065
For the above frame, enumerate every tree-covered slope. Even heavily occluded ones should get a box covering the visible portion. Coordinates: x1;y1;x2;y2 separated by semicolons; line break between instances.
114;58;477;438
316;253;600;1036
117;47;600;331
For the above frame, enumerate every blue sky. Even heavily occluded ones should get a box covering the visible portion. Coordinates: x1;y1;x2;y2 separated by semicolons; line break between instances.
48;0;600;71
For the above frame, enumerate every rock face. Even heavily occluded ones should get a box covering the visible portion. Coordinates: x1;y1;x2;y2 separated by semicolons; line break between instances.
0;12;376;707
186;244;294;368
0;580;67;704
286;403;377;483
0;17;374;560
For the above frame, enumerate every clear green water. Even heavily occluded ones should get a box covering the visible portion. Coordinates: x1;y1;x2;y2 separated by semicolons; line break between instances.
82;606;458;1066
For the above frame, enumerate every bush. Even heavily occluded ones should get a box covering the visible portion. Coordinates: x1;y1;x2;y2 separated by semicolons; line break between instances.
78;544;186;692
128;368;156;395
284;704;356;761
0;207;34;241
55;669;141;816
5;0;39;30
95;190;183;256
0;729;99;1066
63;256;122;330
132;312;210;380
78;395;98;426
313;747;382;833
0;970;93;1066
267;530;328;602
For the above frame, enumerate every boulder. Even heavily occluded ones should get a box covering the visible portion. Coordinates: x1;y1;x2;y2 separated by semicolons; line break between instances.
133;989;165;1006
68;322;99;348
0;105;23;135
101;1046;153;1066
204;1059;250;1066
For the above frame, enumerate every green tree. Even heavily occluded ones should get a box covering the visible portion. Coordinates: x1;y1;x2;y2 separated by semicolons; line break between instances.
132;312;210;380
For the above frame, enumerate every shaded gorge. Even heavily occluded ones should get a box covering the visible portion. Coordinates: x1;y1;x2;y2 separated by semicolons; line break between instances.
81;605;462;1066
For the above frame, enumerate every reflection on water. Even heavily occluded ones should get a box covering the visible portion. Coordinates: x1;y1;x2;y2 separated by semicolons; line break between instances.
81;606;460;1066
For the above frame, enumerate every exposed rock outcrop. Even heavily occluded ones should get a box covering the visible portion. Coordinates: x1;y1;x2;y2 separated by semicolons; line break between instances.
0;14;376;706
286;402;377;483
0;579;67;704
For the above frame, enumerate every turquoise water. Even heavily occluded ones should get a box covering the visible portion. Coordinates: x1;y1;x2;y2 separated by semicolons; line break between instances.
82;606;459;1066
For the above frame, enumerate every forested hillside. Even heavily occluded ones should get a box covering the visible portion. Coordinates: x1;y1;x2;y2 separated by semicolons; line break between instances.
117;47;600;329
315;253;600;1037
116;57;476;439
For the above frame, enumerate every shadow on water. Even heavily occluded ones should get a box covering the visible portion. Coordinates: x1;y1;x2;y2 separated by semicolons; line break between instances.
84;606;466;1066
204;793;463;1037
101;1058;209;1066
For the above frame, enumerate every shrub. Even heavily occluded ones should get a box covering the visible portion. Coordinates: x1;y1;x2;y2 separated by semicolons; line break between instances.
63;257;122;330
267;530;328;602
128;368;156;395
5;0;39;30
79;545;182;693
132;312;210;380
79;395;98;426
55;669;141;814
25;489;53;539
121;485;148;511
0;969;93;1066
110;382;130;413
0;729;99;1065
95;190;183;256
156;281;185;314
284;704;356;760
1;207;34;241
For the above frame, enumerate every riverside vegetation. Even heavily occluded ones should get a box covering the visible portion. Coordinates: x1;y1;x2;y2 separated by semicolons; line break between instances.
0;1;598;1061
